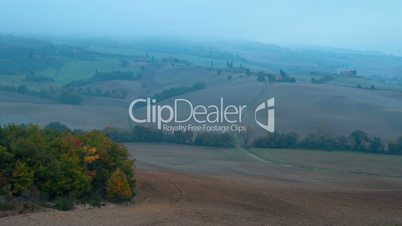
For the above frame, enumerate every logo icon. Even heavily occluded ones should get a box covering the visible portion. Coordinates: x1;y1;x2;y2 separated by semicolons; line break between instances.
254;97;275;132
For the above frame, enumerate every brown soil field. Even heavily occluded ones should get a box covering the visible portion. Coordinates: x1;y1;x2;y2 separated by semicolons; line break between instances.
1;143;402;226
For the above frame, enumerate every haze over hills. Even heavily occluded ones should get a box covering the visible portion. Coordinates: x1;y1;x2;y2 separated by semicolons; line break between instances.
1;35;402;141
62;37;402;76
2;1;402;225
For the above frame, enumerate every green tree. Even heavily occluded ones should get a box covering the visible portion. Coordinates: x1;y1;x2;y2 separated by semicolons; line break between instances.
350;130;369;151
40;155;91;198
389;137;402;154
11;161;34;195
0;146;15;195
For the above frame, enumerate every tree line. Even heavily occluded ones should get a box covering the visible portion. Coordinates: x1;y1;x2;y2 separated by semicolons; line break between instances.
66;70;142;87
102;126;235;147
0;84;83;105
101;125;402;154
253;131;402;154
45;122;402;154
0;69;142;106
152;82;207;102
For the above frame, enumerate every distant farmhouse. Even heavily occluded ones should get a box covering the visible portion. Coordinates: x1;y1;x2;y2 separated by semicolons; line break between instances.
339;69;357;76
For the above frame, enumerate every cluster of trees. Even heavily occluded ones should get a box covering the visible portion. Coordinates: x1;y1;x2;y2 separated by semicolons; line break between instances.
256;70;296;84
0;85;40;97
222;61;251;75
0;124;135;212
151;82;206;102
389;137;402;154
0;73;131;104
279;69;296;83
311;75;334;84
0;85;83;105
356;84;376;90
226;61;234;68
24;72;55;83
64;86;128;99
91;71;141;82
102;126;235;147
252;131;402;154
66;70;142;87
161;57;192;66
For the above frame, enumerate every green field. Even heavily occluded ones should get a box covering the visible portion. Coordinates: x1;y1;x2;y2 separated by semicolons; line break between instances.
249;148;402;178
53;59;120;84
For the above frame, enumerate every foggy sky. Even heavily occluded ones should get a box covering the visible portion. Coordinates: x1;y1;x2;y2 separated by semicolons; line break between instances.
1;0;402;55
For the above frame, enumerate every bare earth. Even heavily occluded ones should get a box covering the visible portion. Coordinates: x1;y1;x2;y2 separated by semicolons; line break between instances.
1;143;402;226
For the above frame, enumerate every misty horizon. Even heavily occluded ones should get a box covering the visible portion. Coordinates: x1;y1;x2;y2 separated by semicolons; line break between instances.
1;0;402;55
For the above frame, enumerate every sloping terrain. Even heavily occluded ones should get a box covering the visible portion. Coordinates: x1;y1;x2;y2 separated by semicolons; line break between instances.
2;66;402;140
1;143;401;226
1;36;402;140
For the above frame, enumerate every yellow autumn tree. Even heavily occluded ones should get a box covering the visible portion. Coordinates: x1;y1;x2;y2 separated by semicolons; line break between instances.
82;146;99;164
106;168;132;201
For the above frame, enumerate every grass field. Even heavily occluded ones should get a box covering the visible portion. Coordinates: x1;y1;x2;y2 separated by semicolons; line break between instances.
54;59;120;84
249;148;402;179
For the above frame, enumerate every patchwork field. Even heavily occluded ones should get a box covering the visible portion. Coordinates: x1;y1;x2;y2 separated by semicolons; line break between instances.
1;36;402;141
2;67;402;141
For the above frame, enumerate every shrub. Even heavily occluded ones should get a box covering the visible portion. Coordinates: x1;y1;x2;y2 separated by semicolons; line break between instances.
54;197;75;211
106;169;133;202
0;201;15;210
311;75;334;84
